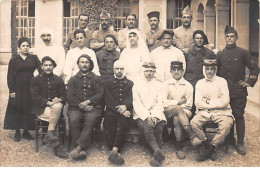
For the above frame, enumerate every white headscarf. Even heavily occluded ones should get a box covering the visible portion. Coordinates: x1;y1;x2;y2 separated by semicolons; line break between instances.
113;60;127;79
203;65;217;82
126;29;148;51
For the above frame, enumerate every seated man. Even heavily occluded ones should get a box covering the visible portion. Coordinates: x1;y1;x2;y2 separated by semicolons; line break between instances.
190;56;234;162
162;61;201;160
67;54;103;161
31;56;67;158
103;60;134;165
133;62;166;167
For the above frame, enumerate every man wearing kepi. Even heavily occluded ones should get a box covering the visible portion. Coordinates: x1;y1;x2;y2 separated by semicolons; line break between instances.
145;11;164;52
31;56;68;158
133;61;166;167
173;6;195;53
103;60;134;165
162;61;201;160
190;55;234;162
67;54;103;161
216;25;259;155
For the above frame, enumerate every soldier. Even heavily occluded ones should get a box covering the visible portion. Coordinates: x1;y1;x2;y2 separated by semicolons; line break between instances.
31;56;68;158
90;10;117;53
173;6;195;53
67;55;103;160
133;61;166;167
145;11;164;52
190;56;234;162
216;25;259;155
103;60;134;165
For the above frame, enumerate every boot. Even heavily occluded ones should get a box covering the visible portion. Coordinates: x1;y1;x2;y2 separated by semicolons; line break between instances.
22;131;34;140
14;130;21;142
108;150;125;165
43;130;59;143
150;158;160;167
190;134;202;147
209;144;217;161
196;141;210;162
70;146;81;160
54;144;68;158
153;149;165;162
175;140;186;160
78;151;87;160
237;142;246;155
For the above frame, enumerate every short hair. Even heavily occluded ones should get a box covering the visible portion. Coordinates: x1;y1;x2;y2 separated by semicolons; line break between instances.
78;14;89;19
126;14;137;20
74;29;86;39
17;37;31;48
77;54;94;72
42;56;57;68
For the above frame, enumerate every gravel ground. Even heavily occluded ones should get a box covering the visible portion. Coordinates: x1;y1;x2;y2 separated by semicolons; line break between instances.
0;65;260;167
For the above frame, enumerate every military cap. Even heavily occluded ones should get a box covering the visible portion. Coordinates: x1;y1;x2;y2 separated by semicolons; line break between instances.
193;30;209;45
104;34;118;45
147;11;160;19
142;61;156;69
42;56;57;68
224;25;238;36
157;30;174;40
100;10;110;19
203;53;217;66
182;6;192;16
170;61;183;70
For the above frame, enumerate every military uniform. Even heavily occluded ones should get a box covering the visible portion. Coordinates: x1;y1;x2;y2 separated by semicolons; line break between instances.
145;27;164;52
173;26;195;51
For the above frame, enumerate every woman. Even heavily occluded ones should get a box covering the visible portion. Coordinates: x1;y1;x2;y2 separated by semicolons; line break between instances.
4;37;42;142
119;29;150;83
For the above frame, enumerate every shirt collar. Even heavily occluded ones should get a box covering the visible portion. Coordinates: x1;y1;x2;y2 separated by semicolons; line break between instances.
150;27;159;34
168;77;186;85
76;71;94;79
162;45;173;50
112;77;128;84
190;46;207;55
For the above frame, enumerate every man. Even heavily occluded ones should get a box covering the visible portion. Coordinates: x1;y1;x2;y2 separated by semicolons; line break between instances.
31;56;67;158
90;10;117;52
162;61;201;160
103;60;134;165
173;6;195;53
35;28;65;77
150;30;186;82
64;14;92;53
67;55;103;160
216;25;259;155
63;29;99;85
117;14;142;50
145;11;164;52
96;34;120;81
133;62;166;167
184;30;215;88
190;56;234;162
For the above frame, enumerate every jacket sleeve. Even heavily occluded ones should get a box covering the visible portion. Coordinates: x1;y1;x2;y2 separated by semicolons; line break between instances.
122;81;133;110
30;77;48;107
67;77;81;107
7;59;16;93
243;50;259;87
88;76;104;105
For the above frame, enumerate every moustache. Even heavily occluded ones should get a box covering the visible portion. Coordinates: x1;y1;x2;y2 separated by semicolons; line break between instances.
43;39;50;42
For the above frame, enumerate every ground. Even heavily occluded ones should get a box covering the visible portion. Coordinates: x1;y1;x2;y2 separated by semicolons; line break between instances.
0;65;259;167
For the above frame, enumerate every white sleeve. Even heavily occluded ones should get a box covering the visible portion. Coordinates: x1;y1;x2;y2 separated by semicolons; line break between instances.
133;85;150;121
54;46;65;77
63;50;74;84
89;50;100;76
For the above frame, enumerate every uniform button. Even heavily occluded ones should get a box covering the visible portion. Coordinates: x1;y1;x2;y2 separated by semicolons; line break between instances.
120;89;122;91
84;89;86;91
120;99;122;101
120;94;122;96
84;93;86;95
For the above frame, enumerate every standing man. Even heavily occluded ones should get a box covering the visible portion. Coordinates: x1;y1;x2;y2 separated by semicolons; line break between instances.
150;30;186;82
35;28;65;77
133;62;166;167
31;56;68;158
145;11;164;52
173;6;195;53
64;14;92;53
103;60;134;165
190;56;234;162
162;61;201;160
67;55;103;160
90;10;117;53
63;29;99;85
96;34;120;81
216;25;259;155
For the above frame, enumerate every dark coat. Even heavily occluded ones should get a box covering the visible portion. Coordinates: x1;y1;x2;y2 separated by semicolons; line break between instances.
67;71;104;109
217;44;259;98
104;77;133;116
30;73;66;115
4;54;42;130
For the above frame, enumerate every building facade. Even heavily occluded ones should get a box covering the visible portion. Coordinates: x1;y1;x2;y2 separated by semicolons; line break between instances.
0;0;259;66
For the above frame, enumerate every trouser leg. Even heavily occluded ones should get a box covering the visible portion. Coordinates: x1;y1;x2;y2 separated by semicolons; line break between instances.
48;103;63;131
68;109;83;149
153;121;165;148
103;114;118;149
173;116;183;141
190;114;209;141
136;118;159;152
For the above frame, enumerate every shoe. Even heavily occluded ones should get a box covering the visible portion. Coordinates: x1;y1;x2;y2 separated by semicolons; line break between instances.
150;158;160;167
108;151;125;165
14;131;21;142
154;149;165;162
209;145;217;161
190;135;202;147
176;150;186;160
196;142;210;162
43;131;59;143
78;151;87;160
237;143;246;155
22;132;34;140
54;144;68;158
70;146;81;160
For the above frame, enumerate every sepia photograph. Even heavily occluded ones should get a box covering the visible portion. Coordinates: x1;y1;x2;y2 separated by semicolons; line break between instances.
0;0;259;167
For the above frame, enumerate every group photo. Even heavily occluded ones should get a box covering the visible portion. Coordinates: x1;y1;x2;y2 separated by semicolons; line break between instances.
0;0;259;167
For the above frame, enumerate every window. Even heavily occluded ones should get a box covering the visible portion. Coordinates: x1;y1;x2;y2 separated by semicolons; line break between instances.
63;0;84;43
16;0;35;47
114;0;131;32
167;0;191;29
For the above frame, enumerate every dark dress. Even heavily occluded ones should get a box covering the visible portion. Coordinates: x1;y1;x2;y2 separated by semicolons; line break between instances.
4;54;42;130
